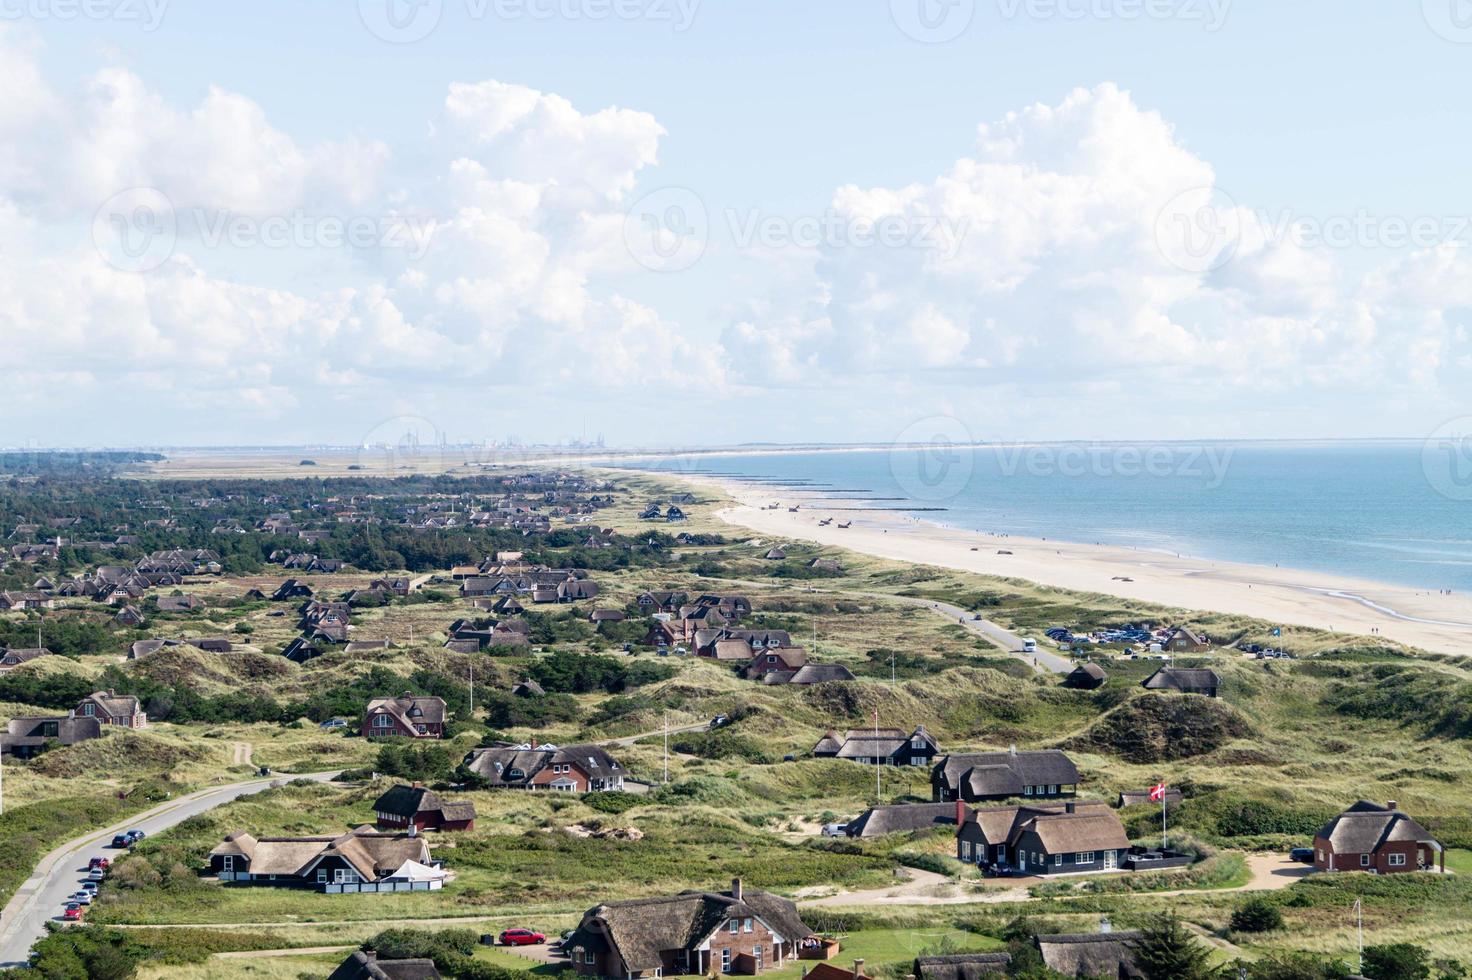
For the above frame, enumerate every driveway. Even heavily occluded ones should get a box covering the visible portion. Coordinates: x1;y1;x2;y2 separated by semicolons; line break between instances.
0;770;340;968
877;593;1070;674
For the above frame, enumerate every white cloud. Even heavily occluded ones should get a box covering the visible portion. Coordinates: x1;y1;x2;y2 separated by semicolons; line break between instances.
720;83;1472;438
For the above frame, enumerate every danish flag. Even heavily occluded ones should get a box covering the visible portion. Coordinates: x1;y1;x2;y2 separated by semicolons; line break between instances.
1149;782;1168;802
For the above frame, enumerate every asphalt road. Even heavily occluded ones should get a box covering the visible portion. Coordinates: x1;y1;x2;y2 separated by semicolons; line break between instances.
0;771;340;968
877;593;1072;675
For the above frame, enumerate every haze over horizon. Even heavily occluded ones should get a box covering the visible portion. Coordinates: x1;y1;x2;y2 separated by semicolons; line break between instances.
5;2;1472;447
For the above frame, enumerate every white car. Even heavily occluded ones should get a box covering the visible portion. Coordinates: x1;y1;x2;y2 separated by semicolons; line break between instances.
821;823;848;837
69;891;93;905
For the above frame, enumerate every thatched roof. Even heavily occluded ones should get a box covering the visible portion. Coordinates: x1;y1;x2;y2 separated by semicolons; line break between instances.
1317;801;1440;853
1035;931;1142;978
913;952;1013;980
1141;667;1219;693
847;802;957;838
936;749;1078;800
328;950;442;980
373;784;476;823
567;883;811;972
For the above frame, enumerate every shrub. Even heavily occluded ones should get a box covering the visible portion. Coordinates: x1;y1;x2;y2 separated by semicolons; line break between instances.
1362;943;1431;980
1230;897;1285;933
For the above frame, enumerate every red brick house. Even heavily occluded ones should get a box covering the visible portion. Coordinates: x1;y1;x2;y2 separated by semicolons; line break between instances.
73;690;147;729
745;647;808;679
363;694;446;739
462;742;625;792
565;879;814;978
372;783;476;831
1314;801;1445;874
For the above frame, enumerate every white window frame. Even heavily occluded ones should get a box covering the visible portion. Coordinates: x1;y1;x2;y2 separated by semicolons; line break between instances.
1077;851;1095;864
743;918;753;933
1360;854;1371;867
1388;853;1407;867
1023;785;1033;796
729;920;739;935
722;949;732;973
221;855;234;872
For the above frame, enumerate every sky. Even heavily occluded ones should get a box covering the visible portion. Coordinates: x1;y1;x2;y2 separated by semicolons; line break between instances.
3;0;1472;449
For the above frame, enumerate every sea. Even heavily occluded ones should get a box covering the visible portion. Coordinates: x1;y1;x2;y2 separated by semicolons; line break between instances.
617;441;1472;593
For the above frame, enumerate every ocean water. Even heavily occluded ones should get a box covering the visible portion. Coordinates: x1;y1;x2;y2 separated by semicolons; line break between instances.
620;442;1472;592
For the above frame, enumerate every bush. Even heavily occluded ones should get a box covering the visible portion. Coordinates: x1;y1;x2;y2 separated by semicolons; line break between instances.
1230;896;1285;933
1362;943;1431;980
581;791;644;814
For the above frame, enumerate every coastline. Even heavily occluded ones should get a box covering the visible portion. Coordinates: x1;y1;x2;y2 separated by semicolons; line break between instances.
671;473;1472;657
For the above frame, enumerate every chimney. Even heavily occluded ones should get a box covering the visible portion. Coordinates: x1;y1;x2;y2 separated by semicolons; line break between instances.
1008;743;1017;755
731;877;743;901
530;738;538;749
1099;916;1112;934
1065;802;1076;814
412;781;423;789
853;960;865;979
1387;800;1398;811
363;950;378;963
955;798;966;830
407;823;418;838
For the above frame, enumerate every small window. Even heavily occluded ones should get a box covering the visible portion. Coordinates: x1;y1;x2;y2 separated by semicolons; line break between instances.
722;949;732;973
1077;851;1095;864
1361;854;1371;867
316;869;328;883
1023;785;1033;796
1053;854;1062;866
744;918;753;933
1388;853;1406;867
221;855;234;872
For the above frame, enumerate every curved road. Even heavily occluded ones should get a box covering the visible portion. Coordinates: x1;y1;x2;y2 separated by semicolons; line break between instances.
0;770;340;968
861;592;1071;675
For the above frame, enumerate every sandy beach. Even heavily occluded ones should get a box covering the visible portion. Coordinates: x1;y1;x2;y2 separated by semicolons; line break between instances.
679;475;1472;657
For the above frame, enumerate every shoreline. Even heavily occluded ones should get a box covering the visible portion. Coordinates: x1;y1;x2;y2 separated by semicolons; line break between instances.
667;473;1472;657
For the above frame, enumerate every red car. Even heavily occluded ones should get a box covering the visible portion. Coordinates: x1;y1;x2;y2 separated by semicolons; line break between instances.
88;857;110;871
499;929;546;946
62;906;83;921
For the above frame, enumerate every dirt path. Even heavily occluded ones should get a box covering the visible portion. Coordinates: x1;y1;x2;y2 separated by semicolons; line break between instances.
798;868;1029;907
795;853;1311;910
231;742;253;766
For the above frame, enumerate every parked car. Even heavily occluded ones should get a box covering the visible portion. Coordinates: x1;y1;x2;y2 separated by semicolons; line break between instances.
821;823;848;838
80;881;99;894
709;714;729;729
1290;847;1315;864
86;868;104;882
110;834;130;848
499;929;546;946
88;857;109;871
62;906;83;921
319;718;349;730
125;829;146;843
69;892;92;906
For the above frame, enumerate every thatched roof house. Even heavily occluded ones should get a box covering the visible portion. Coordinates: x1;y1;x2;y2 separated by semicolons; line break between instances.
1034;930;1142;978
912;953;1012;980
565;879;812;978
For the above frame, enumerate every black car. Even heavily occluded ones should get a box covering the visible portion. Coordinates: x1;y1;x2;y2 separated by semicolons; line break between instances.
1290;847;1314;864
110;834;130;848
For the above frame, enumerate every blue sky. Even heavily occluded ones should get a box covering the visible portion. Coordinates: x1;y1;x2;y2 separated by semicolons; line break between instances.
5;0;1472;447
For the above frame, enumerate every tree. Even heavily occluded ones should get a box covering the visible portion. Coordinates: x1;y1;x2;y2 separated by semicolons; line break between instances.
1231;896;1285;933
1130;914;1216;980
1362;944;1432;980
